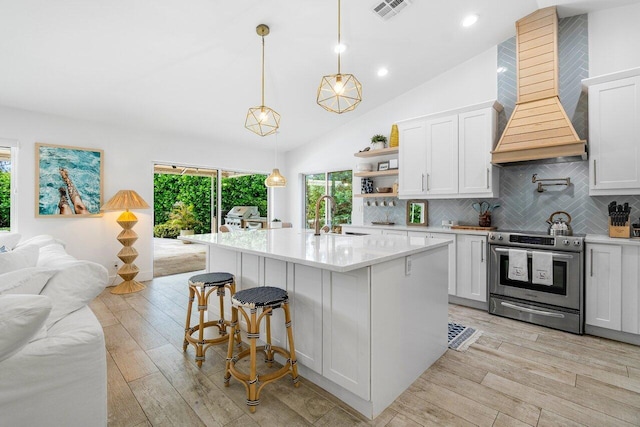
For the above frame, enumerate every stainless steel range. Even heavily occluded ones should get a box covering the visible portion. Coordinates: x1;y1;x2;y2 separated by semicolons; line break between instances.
488;230;585;334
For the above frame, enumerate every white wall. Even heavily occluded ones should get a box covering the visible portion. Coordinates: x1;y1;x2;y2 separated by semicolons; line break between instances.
589;2;640;76
0;106;274;280
282;46;498;227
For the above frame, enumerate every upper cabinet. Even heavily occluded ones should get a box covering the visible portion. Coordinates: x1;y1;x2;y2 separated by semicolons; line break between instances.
397;101;501;199
583;68;640;196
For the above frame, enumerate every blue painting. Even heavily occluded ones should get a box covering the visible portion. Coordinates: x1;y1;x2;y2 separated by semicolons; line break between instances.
36;143;103;216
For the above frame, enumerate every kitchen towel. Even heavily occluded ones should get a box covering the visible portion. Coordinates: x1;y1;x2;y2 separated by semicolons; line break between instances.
508;249;528;282
532;251;553;286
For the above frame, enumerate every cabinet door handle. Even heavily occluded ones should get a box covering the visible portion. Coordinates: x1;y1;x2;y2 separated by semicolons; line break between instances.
426;173;430;191
421;173;425;192
593;159;597;185
486;168;490;189
590;248;593;277
480;242;484;263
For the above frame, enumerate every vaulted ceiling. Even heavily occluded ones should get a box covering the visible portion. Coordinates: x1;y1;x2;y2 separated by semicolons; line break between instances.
0;0;636;151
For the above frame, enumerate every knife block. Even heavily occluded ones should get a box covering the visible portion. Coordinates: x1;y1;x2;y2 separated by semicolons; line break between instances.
609;219;630;238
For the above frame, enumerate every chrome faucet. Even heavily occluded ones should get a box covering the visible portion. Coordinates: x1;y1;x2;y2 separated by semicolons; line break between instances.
314;195;336;236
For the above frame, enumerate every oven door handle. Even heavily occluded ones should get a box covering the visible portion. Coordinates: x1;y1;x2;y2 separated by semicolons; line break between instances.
500;301;565;318
493;247;574;260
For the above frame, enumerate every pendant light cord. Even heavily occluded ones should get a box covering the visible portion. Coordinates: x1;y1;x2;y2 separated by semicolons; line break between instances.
337;0;341;75
261;35;265;107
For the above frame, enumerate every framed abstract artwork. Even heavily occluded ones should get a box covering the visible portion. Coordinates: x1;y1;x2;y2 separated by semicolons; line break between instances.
35;143;104;217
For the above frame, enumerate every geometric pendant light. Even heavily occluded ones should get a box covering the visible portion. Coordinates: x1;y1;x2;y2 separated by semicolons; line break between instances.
317;0;362;114
245;24;281;136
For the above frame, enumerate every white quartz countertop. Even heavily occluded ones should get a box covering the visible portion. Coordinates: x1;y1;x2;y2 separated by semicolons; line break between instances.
585;234;640;246
341;224;490;236
180;228;450;273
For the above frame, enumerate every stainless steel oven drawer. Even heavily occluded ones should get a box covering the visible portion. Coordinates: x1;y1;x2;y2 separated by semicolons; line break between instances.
489;295;583;334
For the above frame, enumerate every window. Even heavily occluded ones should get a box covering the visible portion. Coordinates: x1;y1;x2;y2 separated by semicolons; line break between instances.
304;170;352;231
0;139;17;231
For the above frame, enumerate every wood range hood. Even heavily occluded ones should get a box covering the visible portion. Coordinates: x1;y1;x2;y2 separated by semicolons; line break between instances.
491;6;587;164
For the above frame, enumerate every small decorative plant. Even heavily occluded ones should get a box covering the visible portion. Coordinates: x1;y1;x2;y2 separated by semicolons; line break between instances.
167;201;200;231
371;134;387;144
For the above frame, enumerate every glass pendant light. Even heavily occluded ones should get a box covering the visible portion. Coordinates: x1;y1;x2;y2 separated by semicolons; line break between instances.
265;132;286;187
317;0;362;114
245;24;280;136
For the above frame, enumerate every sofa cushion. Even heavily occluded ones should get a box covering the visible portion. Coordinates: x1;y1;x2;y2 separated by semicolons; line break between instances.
0;294;53;363
36;242;76;268
40;261;108;328
16;234;66;250
0;244;39;274
0;232;21;250
0;267;57;295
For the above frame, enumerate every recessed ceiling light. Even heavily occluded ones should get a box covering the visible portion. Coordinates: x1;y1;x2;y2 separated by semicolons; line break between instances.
377;68;389;77
462;14;479;27
334;43;346;53
497;66;507;74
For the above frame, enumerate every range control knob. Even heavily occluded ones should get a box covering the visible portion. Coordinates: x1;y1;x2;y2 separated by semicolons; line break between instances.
489;235;495;240
498;235;504;241
573;240;581;246
563;239;570;245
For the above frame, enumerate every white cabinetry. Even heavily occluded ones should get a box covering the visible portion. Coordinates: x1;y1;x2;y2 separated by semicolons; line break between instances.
397;100;500;199
425;115;459;195
408;231;456;295
583;68;640;195
323;269;370;399
456;235;488;302
583;241;640;339
397;121;427;197
586;244;622;330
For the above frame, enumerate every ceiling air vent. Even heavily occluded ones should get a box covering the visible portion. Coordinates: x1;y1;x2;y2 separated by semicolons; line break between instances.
372;0;411;21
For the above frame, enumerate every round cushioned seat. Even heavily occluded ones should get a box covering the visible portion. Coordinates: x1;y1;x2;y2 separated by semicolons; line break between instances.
189;272;234;287
231;286;288;308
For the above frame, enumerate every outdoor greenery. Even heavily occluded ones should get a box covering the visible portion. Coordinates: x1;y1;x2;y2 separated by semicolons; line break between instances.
220;174;267;217
153;172;268;238
154;174;212;236
304;170;352;230
0;169;9;230
167;201;200;230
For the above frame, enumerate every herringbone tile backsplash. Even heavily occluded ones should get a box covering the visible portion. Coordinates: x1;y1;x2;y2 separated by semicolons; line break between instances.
363;14;640;235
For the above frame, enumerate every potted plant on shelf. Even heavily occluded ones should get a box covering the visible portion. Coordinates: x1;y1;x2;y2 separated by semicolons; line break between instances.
371;134;387;150
167;201;200;243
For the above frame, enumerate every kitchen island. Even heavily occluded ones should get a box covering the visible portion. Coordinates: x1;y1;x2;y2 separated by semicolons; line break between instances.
181;229;450;419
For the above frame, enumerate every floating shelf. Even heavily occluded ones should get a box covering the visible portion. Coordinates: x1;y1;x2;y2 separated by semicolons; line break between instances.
354;147;399;158
354;192;398;198
354;169;398;178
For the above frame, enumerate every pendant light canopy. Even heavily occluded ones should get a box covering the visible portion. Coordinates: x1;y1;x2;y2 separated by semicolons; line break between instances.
317;0;362;114
245;24;280;136
265;132;286;187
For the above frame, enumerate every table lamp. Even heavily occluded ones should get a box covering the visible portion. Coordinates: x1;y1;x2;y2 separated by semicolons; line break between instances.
102;190;150;294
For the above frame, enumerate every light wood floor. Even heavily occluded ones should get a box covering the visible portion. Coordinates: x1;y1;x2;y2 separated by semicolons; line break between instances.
93;272;640;427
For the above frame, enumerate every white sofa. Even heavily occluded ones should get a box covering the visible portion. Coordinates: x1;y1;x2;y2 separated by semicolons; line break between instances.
0;233;108;427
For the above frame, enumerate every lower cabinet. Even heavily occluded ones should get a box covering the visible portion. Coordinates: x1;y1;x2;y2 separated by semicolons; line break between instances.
586;242;640;335
456;235;488;302
408;231;456;295
586;243;622;330
322;268;370;399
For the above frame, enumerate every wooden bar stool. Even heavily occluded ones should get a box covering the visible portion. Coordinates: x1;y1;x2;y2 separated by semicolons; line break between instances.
224;286;299;412
183;272;241;367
